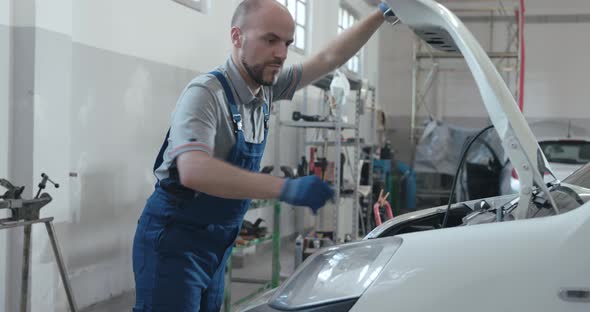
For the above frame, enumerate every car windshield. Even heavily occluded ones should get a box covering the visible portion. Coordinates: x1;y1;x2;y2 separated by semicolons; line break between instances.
526;162;590;218
539;140;590;165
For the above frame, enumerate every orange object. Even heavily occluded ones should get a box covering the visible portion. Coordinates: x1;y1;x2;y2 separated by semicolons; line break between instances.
517;0;526;112
373;189;394;226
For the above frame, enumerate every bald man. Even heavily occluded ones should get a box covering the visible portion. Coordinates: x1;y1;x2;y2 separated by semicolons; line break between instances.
132;0;396;311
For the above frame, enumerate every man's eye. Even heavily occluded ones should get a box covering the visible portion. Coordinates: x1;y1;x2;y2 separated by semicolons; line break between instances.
267;38;277;44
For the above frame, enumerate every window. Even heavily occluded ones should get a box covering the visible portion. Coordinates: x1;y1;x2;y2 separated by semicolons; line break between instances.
275;0;307;51
540;141;590;165
338;6;361;73
172;0;206;13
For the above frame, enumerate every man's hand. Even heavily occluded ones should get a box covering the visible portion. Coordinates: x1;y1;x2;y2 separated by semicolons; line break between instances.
379;2;399;25
279;176;335;214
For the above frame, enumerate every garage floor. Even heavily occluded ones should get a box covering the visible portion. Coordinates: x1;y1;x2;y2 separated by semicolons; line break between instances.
81;241;296;312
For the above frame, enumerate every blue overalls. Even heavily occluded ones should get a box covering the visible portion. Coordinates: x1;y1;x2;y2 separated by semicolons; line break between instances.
132;70;270;311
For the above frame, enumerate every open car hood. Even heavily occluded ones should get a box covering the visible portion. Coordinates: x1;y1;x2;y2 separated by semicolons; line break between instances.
385;0;557;218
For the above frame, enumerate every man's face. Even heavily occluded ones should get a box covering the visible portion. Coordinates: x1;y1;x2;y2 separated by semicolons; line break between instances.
235;5;295;86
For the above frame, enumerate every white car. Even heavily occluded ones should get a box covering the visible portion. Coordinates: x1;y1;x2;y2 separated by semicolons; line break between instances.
237;1;590;311
509;136;590;193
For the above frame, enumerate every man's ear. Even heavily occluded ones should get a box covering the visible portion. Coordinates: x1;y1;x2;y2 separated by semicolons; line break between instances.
231;26;243;48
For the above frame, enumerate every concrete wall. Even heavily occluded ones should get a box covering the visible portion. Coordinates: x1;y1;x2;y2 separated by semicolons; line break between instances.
1;0;379;310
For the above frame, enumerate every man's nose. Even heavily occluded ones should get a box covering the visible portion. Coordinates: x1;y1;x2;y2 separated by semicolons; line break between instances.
274;44;288;61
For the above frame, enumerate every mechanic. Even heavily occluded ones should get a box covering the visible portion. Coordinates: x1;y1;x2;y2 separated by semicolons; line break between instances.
132;0;397;311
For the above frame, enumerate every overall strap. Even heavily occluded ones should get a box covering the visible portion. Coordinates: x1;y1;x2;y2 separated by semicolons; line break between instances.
152;70;243;174
262;100;270;130
153;128;170;173
209;70;242;133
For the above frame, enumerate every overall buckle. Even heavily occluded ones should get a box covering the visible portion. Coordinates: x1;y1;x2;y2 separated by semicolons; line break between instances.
233;114;243;132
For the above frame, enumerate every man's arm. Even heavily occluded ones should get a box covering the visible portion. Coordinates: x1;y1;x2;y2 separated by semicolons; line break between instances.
298;9;385;89
177;151;334;213
177;151;284;200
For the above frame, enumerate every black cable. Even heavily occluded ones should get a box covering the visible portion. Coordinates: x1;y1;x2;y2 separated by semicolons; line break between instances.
442;125;495;228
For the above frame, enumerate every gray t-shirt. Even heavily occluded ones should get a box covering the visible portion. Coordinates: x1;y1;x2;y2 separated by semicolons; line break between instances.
155;57;303;180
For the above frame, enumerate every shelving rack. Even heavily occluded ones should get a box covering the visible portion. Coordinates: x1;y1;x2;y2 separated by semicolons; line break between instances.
277;72;372;241
223;200;281;312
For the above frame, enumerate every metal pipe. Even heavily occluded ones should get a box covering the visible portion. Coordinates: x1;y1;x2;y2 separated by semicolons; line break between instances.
45;221;78;312
366;89;376;234
334;90;342;242
489;11;495;51
415;64;439;120
517;0;526;111
271;201;281;288
20;225;32;312
352;89;361;240
416;51;518;59
410;39;419;146
0;218;53;230
458;13;590;23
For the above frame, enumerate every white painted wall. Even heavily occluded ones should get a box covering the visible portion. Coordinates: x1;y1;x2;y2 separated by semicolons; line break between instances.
524;22;590;119
0;1;10;175
11;0;35;27
378;0;590;122
35;0;71;36
0;1;10;311
525;0;590;15
0;0;9;24
72;0;234;73
66;0;378;82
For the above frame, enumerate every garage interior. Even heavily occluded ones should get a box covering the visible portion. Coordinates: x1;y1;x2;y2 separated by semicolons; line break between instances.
1;0;590;311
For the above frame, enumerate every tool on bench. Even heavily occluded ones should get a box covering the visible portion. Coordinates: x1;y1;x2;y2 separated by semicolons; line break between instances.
292;111;323;122
259;166;296;178
0;174;78;312
238;218;268;241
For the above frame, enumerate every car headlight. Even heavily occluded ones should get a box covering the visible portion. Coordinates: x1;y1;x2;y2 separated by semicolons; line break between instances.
236;289;277;312
237;237;400;312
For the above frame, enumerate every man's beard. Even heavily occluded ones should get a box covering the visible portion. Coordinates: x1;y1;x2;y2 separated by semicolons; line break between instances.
242;57;276;86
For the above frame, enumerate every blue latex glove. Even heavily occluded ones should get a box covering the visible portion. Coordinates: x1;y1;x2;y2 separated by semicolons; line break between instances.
279;176;335;214
378;2;399;25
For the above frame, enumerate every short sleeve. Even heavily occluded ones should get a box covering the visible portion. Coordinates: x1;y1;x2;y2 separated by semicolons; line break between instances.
272;63;303;101
167;85;218;160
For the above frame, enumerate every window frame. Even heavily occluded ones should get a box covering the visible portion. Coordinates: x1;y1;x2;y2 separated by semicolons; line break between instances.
338;3;362;74
276;0;308;53
172;0;207;13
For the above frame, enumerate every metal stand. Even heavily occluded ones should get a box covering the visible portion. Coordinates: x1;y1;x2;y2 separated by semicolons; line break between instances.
1;175;78;312
20;224;31;312
271;200;281;288
280;73;365;242
0;218;79;312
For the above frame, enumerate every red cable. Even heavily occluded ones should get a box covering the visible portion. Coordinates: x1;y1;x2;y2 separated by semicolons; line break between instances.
518;0;526;112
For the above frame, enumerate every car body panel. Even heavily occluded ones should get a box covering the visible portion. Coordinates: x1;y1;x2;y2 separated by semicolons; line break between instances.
364;194;516;239
351;203;590;312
